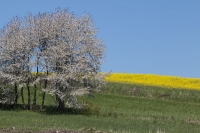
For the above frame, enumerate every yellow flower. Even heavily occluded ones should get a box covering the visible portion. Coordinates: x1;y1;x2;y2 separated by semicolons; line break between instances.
105;73;200;90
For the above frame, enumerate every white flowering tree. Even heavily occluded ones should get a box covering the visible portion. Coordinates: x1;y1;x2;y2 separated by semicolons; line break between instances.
0;9;106;111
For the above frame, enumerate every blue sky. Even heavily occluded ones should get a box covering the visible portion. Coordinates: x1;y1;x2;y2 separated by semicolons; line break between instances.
0;1;200;78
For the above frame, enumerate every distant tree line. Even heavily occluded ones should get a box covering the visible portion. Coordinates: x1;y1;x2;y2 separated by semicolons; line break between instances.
0;8;105;112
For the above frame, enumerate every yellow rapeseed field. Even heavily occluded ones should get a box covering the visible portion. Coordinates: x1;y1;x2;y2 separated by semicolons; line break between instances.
105;73;200;90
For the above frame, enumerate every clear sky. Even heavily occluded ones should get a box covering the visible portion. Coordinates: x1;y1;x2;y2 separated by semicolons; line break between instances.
0;0;200;78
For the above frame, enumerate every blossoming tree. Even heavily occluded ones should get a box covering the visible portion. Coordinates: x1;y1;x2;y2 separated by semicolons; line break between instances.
0;8;105;111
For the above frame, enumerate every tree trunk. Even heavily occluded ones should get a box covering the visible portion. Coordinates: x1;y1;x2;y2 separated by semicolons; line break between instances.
40;65;48;110
40;78;47;110
21;87;25;108
26;54;32;110
33;84;37;107
14;83;18;105
40;91;45;110
56;95;65;112
33;57;39;107
55;62;65;112
27;81;31;110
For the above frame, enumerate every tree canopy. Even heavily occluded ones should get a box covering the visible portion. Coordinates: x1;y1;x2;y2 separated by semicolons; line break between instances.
0;8;106;111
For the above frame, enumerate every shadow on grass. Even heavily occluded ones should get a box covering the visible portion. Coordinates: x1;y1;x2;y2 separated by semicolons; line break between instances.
0;103;96;116
0;103;121;119
41;105;92;115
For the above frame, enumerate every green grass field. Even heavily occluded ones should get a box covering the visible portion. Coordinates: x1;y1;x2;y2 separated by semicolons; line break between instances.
1;82;200;132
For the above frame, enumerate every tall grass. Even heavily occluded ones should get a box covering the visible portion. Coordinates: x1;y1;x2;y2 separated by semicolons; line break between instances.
1;82;200;132
100;82;200;103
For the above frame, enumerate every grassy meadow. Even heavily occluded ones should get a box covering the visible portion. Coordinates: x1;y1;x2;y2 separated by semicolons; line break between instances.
1;73;200;132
